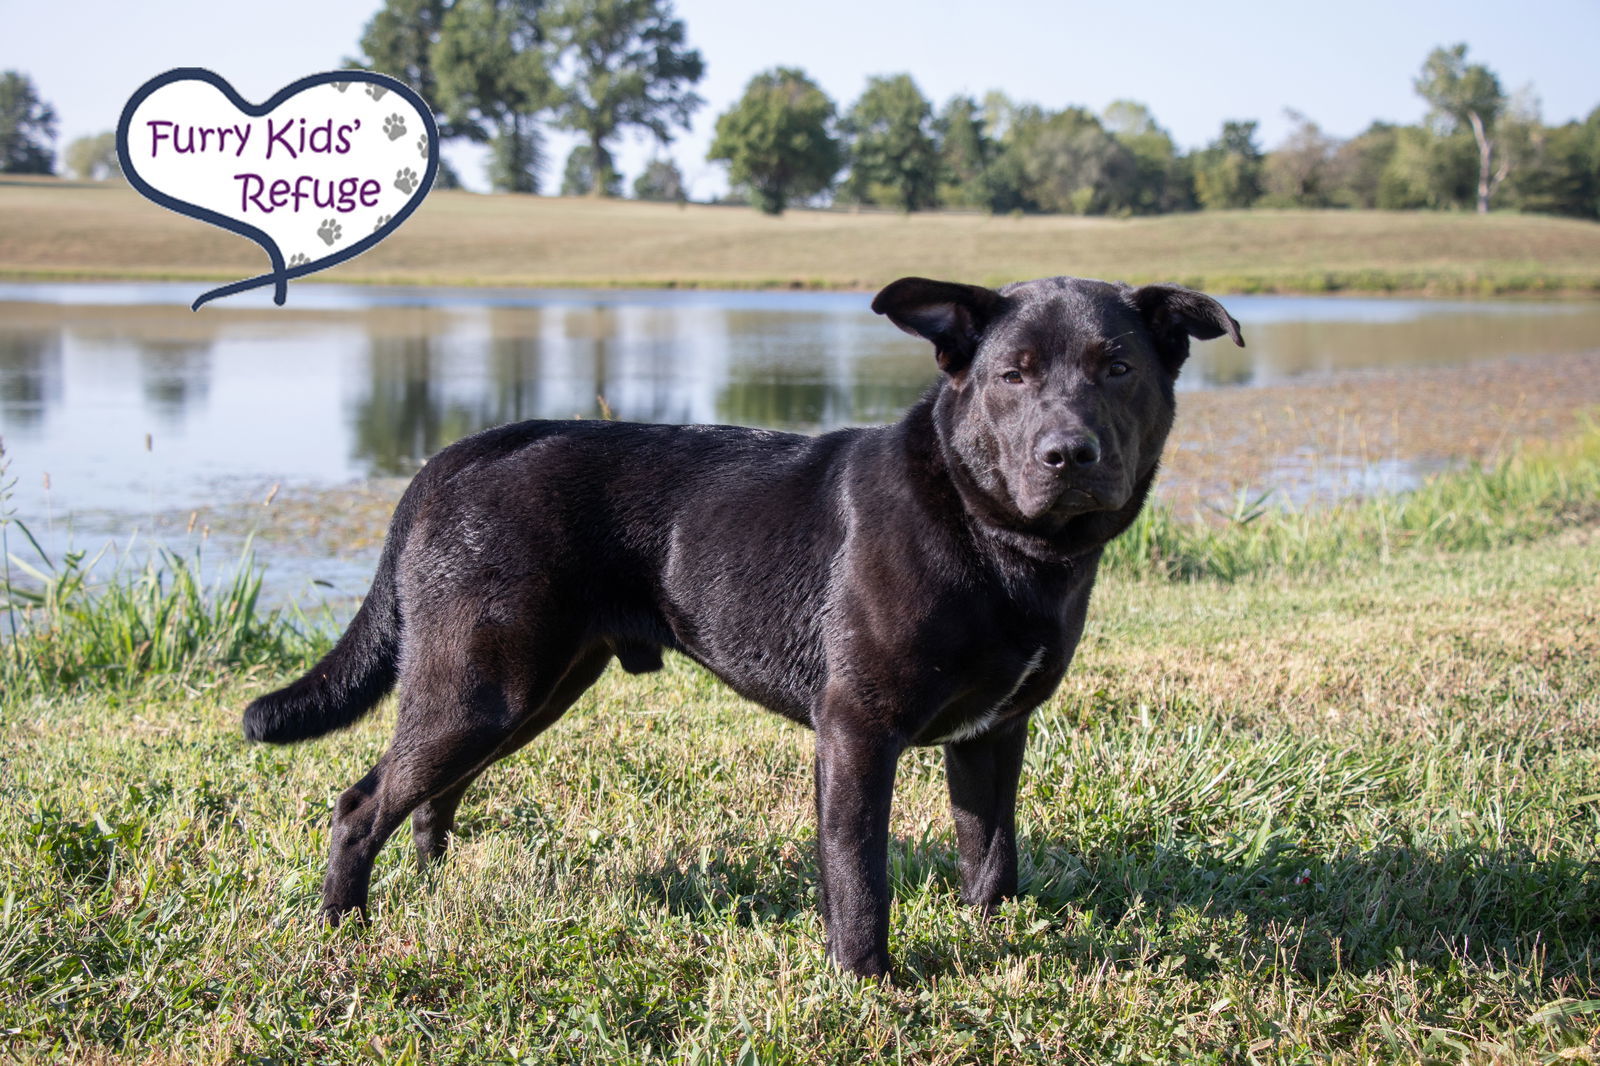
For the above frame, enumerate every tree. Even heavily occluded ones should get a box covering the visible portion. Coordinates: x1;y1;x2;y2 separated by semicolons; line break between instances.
64;132;122;181
1260;109;1338;208
560;144;620;196
1376;126;1476;210
632;158;685;201
707;67;840;215
356;0;451;128
1193;120;1263;210
432;0;554;193
541;0;705;197
1102;100;1192;214
1011;107;1132;215
488;122;545;194
1413;43;1509;213
840;74;939;211
1325;122;1399;208
1499;100;1599;220
975;92;1031;213
0;71;57;174
935;96;993;209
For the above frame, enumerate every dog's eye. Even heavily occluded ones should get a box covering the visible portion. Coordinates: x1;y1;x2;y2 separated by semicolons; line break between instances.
1001;370;1025;385
1107;361;1131;378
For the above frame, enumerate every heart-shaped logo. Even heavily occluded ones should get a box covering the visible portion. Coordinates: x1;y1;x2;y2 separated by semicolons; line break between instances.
117;68;440;310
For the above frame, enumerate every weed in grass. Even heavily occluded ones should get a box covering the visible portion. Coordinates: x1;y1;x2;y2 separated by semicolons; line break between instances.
0;528;325;700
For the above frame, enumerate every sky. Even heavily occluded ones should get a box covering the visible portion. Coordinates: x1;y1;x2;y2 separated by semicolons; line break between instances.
4;0;1598;199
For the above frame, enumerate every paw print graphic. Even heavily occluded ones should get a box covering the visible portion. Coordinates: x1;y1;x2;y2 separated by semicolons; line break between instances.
394;167;418;194
288;252;309;266
317;219;343;247
373;214;393;234
332;82;351;93
383;114;406;141
365;83;388;101
416;132;429;159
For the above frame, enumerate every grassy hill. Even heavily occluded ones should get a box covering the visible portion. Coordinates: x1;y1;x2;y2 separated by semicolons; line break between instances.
4;176;1600;294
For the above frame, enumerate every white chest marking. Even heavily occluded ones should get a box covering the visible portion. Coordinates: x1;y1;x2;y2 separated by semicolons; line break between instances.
932;647;1048;745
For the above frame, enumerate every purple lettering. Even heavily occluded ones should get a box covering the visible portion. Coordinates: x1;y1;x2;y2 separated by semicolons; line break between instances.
147;120;173;156
236;173;267;212
308;119;333;154
265;117;296;160
359;179;380;208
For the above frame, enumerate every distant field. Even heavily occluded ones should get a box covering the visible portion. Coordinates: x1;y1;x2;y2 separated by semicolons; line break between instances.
4;176;1600;294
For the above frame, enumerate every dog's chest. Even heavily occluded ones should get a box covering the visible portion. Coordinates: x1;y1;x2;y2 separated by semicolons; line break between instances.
915;644;1058;746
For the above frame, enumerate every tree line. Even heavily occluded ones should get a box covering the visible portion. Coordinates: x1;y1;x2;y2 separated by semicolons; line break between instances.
3;2;1596;221
711;45;1598;219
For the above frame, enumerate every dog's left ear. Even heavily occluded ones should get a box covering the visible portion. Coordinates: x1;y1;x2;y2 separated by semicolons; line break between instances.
872;277;1006;376
1127;284;1244;374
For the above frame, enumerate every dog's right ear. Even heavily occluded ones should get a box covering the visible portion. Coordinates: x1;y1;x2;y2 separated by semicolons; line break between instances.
871;278;1006;376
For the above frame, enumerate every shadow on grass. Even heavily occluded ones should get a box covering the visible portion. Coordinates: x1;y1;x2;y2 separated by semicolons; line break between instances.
896;836;1600;987
437;796;1600;995
598;822;1600;990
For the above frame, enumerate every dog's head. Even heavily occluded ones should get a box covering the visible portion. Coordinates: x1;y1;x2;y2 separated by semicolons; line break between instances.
873;274;1242;543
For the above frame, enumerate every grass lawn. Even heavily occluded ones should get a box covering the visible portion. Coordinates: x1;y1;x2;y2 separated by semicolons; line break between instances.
1;426;1598;1062
4;176;1600;295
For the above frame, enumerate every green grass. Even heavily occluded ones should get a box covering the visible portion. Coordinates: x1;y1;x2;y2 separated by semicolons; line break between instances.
2;430;1599;1062
0;436;323;701
1105;424;1600;581
5;176;1600;294
0;538;325;702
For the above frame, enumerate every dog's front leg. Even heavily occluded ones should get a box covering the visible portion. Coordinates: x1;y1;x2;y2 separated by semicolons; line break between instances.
943;716;1030;913
813;718;903;978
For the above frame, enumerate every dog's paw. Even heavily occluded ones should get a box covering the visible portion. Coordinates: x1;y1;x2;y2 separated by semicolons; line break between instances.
416;132;428;159
394;167;418;195
331;81;351;93
365;83;388;101
372;213;392;234
383;113;406;141
316;218;342;246
288;252;309;267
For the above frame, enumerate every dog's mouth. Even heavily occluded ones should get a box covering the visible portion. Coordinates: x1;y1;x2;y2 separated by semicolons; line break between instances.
1013;478;1125;523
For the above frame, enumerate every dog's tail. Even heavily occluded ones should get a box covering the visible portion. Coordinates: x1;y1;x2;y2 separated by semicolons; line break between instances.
242;489;419;745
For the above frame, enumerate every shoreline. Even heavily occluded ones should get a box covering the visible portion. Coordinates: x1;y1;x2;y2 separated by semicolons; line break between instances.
94;346;1600;599
5;266;1600;300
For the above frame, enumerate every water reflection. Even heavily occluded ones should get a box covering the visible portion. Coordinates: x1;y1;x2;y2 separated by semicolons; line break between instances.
0;283;1597;523
330;299;939;473
352;334;466;476
0;328;61;429
138;340;212;426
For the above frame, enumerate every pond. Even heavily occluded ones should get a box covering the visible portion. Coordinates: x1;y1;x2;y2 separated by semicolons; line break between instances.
2;282;1597;598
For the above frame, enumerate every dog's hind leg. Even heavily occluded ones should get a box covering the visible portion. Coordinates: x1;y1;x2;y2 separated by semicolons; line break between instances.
410;646;613;865
320;622;586;924
321;698;517;924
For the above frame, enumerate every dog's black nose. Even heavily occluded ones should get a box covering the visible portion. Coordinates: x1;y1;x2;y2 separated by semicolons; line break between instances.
1036;431;1101;470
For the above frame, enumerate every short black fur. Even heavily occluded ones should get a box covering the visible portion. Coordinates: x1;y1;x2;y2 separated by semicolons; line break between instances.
244;274;1243;978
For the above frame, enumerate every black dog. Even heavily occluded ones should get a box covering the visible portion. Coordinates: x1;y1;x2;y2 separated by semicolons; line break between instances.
244;275;1242;977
